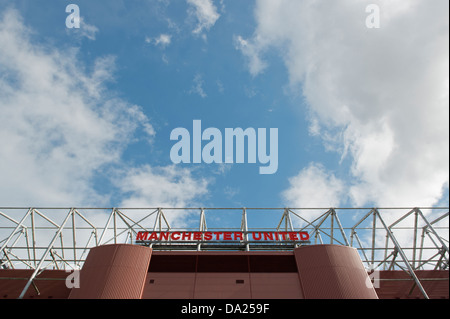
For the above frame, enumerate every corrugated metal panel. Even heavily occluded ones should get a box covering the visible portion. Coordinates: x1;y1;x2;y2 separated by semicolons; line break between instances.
376;270;449;299
143;272;304;299
143;272;196;299
2;249;447;299
194;273;251;299
69;244;152;299
0;269;71;299
250;273;303;299
294;244;378;299
68;244;115;299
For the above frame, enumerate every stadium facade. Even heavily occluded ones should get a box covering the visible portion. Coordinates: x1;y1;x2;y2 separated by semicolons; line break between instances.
0;207;448;299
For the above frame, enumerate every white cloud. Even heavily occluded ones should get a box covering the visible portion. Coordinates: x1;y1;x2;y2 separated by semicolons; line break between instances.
234;35;267;76
146;33;172;48
116;165;209;209
68;17;99;41
0;9;207;209
79;20;99;40
216;79;224;93
282;163;345;209
115;165;210;228
214;163;232;175
189;73;207;98
155;33;171;47
187;0;220;35
241;0;449;207
281;162;345;227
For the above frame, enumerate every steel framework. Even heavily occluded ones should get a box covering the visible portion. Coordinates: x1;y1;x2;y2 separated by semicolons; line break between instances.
0;206;448;299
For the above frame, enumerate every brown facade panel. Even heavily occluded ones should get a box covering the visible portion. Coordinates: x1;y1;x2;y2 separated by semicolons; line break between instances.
375;270;449;299
69;244;152;299
143;273;196;299
249;273;303;299
2;244;446;299
294;244;378;299
143;252;303;299
0;269;71;299
194;273;252;299
142;272;304;299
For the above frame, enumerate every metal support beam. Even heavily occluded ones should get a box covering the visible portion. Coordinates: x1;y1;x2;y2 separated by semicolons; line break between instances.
18;209;74;299
375;209;429;299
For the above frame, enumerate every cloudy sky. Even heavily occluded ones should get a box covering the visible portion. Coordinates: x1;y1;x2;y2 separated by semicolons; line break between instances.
0;0;448;218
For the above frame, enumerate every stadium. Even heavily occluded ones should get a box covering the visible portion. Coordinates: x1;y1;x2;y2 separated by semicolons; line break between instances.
0;207;448;299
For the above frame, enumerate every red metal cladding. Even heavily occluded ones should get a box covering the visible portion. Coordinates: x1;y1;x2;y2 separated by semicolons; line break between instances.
69;244;152;299
249;273;303;299
143;273;197;299
0;269;72;299
143;251;304;299
375;270;449;299
194;273;252;299
143;271;304;299
294;244;378;299
1;245;447;299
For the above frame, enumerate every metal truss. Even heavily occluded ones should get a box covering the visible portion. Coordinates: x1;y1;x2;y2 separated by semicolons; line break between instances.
0;206;448;299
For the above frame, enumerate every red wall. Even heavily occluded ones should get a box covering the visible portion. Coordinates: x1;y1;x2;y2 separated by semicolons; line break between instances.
68;244;152;299
1;244;447;299
141;246;377;299
0;269;71;299
143;272;304;299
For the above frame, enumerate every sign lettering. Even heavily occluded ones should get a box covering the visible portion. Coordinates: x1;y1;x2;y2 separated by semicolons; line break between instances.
135;231;310;243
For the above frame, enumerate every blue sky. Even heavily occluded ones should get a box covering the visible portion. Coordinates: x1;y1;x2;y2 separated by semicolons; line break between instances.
0;0;448;224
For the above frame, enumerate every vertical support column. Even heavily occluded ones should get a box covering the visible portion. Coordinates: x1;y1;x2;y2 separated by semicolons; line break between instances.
198;208;206;251
241;208;249;251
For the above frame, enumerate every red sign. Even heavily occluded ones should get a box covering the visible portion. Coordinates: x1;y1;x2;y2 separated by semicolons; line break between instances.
135;231;310;242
